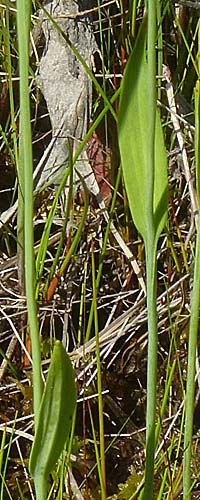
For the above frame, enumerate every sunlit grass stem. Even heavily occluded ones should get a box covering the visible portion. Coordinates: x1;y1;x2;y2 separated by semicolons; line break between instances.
16;0;43;427
183;61;200;500
91;245;106;500
183;210;200;500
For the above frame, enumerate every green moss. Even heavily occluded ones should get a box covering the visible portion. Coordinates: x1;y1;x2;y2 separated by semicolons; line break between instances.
112;466;142;500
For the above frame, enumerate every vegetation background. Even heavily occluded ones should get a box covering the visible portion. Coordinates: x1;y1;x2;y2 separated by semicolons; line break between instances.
0;0;200;499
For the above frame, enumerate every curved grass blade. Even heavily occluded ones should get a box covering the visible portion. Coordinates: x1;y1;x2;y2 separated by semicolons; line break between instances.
29;341;77;500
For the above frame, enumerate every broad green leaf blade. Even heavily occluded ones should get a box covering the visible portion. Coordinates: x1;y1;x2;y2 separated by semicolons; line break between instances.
118;18;168;246
29;341;77;499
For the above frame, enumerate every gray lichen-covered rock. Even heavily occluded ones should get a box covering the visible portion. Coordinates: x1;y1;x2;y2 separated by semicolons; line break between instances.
36;0;98;188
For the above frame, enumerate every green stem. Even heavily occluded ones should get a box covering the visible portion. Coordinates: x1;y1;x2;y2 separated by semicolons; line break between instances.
91;248;106;500
143;250;157;500
183;211;200;500
16;0;43;428
183;76;200;500
143;2;157;499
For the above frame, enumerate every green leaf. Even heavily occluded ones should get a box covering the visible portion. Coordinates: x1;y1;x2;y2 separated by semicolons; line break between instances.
118;18;168;246
195;79;200;199
29;341;77;500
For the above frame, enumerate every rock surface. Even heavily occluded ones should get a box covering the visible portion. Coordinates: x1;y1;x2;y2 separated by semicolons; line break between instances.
36;0;97;187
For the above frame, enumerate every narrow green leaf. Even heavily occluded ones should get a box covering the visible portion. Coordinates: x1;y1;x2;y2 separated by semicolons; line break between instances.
29;341;77;500
118;18;168;246
183;79;200;500
195;79;200;199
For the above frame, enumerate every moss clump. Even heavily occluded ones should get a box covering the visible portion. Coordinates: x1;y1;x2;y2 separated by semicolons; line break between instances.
112;466;142;500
